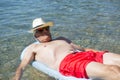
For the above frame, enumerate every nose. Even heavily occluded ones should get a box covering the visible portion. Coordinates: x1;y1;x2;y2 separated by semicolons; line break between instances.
42;28;49;33
43;29;48;32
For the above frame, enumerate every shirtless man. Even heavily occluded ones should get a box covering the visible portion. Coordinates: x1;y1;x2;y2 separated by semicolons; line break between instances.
14;18;120;80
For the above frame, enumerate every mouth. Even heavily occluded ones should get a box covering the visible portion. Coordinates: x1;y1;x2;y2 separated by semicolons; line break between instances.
40;35;52;42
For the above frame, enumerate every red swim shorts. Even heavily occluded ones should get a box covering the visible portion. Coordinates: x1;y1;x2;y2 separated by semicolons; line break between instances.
59;51;106;78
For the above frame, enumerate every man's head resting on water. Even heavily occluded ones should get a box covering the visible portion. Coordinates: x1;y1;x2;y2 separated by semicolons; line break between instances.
31;18;54;42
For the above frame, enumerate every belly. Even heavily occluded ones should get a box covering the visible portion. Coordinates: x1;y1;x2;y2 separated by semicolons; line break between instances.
35;51;71;71
34;40;75;70
54;52;71;70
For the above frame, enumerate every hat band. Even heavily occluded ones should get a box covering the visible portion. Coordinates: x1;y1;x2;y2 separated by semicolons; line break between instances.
33;24;44;29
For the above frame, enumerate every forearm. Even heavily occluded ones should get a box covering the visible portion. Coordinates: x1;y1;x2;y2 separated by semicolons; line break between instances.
84;48;99;52
71;43;85;51
14;67;23;80
77;47;85;51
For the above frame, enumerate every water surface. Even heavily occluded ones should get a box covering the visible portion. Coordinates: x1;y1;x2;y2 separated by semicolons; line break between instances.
0;0;120;80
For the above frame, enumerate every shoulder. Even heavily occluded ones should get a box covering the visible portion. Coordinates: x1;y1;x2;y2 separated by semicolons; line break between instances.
24;42;39;52
27;43;36;49
20;42;38;60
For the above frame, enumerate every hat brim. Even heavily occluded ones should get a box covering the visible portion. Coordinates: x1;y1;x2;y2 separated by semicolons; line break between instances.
30;22;53;32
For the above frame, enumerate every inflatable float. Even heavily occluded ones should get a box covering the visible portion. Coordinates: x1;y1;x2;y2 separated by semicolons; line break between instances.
20;42;92;80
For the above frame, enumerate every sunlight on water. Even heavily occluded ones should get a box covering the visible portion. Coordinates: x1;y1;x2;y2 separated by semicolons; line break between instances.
0;0;120;80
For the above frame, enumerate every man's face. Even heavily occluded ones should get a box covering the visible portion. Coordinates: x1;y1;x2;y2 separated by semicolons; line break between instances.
34;26;52;42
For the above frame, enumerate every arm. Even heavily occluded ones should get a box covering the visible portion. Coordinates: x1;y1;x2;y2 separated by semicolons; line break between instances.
84;48;99;52
56;37;87;51
71;43;99;52
57;37;99;52
13;45;35;80
70;43;85;51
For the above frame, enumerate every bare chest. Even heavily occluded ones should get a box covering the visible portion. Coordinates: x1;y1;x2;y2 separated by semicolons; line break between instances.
36;40;72;53
34;40;73;70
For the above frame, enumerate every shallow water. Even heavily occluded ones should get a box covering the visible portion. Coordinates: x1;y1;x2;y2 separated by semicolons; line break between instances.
0;0;120;80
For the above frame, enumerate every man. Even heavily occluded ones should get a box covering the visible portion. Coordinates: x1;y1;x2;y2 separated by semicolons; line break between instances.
14;18;120;80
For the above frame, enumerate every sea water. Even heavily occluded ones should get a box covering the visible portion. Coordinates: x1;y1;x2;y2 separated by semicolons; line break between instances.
0;0;120;80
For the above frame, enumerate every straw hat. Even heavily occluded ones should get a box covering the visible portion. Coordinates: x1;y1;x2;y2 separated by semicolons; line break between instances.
31;18;53;31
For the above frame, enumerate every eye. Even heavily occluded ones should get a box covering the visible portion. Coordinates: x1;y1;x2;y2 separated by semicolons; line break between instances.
45;27;49;31
38;29;44;32
36;29;44;33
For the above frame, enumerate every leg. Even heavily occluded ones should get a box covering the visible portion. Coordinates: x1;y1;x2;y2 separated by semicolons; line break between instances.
86;62;120;80
103;52;120;66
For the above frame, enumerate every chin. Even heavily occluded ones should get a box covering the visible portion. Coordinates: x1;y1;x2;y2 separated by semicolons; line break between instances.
38;36;52;43
43;38;51;42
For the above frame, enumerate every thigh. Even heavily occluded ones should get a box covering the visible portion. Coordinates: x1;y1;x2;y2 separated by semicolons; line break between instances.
86;62;108;79
86;61;120;80
103;53;120;66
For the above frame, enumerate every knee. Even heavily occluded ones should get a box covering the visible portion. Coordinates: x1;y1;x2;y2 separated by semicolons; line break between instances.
108;65;120;73
106;65;120;79
109;65;120;72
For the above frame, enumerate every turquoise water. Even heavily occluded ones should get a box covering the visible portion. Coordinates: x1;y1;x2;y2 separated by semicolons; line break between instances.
0;0;120;80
